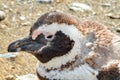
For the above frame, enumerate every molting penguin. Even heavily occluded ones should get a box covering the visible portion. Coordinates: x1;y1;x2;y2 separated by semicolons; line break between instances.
8;11;120;80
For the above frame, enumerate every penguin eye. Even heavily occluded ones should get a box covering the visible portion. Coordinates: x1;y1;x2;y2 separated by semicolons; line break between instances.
47;35;53;39
45;35;54;41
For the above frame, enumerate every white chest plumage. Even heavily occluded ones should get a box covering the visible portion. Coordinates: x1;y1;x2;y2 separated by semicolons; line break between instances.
37;63;98;80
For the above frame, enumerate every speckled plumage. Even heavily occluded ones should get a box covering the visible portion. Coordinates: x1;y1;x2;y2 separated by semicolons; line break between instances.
8;11;120;80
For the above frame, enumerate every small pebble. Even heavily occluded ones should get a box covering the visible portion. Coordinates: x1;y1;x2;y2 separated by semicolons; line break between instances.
21;22;30;26
116;28;120;32
19;16;25;21
0;52;18;58
11;1;15;5
0;24;7;29
106;13;120;19
55;0;71;3
0;11;6;21
110;15;120;19
10;66;15;69
5;75;15;80
70;3;92;12
16;74;38;80
101;3;111;7
36;0;54;3
3;4;8;9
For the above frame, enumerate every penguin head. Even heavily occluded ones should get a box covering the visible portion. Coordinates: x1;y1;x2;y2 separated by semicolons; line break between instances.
8;11;82;68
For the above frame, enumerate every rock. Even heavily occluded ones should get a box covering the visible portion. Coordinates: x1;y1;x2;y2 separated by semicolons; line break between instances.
116;28;120;32
21;22;30;26
101;3;111;7
3;4;8;9
69;3;92;12
5;75;15;80
10;66;15;69
106;13;120;19
36;0;54;3
0;24;7;29
0;52;18;58
110;15;120;19
16;74;38;80
0;10;6;21
11;1;15;5
19;16;25;21
55;0;71;3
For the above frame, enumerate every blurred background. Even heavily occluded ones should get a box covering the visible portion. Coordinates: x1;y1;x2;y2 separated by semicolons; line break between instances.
0;0;120;80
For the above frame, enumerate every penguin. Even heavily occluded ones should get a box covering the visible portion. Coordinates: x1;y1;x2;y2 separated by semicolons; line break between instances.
8;11;120;80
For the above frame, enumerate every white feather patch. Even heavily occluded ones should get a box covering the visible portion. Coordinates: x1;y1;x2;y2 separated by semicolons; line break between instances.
37;63;98;80
33;23;83;69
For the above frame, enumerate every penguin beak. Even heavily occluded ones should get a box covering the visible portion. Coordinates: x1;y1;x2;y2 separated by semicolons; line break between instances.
8;34;47;54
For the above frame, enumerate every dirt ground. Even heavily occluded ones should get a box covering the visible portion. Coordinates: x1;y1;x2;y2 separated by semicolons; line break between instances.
0;0;120;80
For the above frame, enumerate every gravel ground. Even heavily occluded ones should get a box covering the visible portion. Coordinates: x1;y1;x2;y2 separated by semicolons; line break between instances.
0;0;120;80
